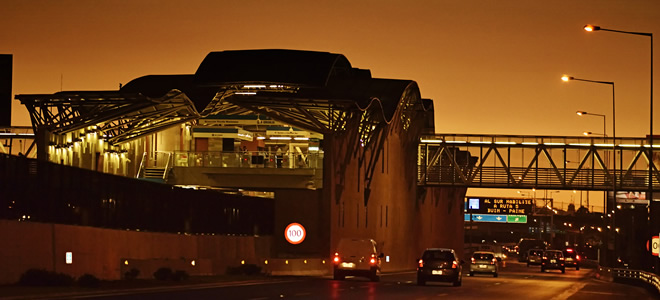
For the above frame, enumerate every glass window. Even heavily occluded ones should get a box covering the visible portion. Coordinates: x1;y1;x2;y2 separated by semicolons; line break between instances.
472;253;494;260
423;251;455;260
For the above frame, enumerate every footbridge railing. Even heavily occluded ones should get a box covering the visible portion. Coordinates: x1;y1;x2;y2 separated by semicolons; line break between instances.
417;134;660;192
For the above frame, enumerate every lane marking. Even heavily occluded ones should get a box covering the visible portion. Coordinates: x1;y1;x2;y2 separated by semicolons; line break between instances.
550;281;587;300
579;291;626;296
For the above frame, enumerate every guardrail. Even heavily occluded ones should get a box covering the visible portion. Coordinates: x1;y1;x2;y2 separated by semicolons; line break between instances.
597;266;660;295
611;267;660;295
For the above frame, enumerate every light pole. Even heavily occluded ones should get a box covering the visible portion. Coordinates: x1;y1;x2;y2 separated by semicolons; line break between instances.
585;24;655;273
576;110;606;137
562;75;616;266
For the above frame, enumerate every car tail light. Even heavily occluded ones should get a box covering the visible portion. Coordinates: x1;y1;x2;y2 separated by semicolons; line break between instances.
542;256;547;260
418;259;424;268
471;257;475;264
370;254;376;264
576;254;580;260
491;258;497;265
452;260;458;269
566;248;573;252
333;253;340;264
559;257;564;261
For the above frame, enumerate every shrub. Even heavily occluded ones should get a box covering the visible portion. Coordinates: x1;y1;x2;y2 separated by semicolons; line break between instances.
124;268;140;280
78;273;100;288
153;267;173;281
18;269;74;286
172;270;189;281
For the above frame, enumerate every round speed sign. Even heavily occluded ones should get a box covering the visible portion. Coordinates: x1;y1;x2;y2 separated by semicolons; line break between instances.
285;223;306;245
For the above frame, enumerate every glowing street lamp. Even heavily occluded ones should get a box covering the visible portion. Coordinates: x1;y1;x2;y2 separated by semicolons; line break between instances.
584;24;654;271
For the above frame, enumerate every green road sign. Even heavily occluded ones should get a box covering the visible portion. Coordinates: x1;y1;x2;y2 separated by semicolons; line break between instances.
507;215;527;223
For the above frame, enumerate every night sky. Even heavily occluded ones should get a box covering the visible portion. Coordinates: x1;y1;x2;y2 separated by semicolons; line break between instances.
3;0;659;209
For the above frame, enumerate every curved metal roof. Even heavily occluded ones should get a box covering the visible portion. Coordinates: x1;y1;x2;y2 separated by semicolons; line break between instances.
16;49;434;145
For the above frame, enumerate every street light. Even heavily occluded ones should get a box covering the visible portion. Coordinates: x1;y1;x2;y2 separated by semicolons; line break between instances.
576;111;607;137
563;74;616;267
584;23;654;272
583;131;606;137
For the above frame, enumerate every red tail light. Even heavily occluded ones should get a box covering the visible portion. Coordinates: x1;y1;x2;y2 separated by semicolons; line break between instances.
452;260;458;269
491;258;497;265
576;255;580;260
542;256;547;260
333;253;340;264
418;259;424;268
559;257;564;261
370;254;376;264
471;257;475;264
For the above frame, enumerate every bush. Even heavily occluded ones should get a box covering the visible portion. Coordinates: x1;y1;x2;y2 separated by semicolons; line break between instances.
153;267;173;281
172;270;189;281
226;264;262;276
124;268;140;280
78;273;100;288
18;269;74;286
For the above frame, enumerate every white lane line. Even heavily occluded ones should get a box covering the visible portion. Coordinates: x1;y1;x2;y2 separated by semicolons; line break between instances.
579;291;626;296
550;281;588;300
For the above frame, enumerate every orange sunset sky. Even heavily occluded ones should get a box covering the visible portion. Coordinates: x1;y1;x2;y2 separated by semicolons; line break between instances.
2;0;659;209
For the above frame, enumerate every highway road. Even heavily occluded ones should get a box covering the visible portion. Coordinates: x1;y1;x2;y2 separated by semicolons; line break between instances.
67;261;656;300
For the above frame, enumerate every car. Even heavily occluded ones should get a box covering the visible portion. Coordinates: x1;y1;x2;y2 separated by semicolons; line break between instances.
417;248;464;286
527;249;544;267
469;251;498;277
562;248;580;270
517;238;547;262
332;238;383;281
541;250;565;273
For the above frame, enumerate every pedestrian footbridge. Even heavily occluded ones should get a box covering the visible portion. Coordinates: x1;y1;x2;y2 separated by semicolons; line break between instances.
417;134;660;192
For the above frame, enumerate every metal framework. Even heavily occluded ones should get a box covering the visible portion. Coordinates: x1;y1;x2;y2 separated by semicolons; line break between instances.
16;90;200;145
418;134;660;192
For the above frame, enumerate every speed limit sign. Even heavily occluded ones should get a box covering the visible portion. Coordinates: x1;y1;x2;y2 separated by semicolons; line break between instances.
285;223;306;245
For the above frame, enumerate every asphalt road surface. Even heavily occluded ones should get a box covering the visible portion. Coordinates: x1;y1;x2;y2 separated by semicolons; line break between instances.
62;261;657;300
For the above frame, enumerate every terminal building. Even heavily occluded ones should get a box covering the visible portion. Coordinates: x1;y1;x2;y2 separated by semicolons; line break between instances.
3;49;467;281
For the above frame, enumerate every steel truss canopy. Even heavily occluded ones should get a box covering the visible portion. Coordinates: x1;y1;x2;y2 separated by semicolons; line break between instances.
16;50;433;146
418;134;660;192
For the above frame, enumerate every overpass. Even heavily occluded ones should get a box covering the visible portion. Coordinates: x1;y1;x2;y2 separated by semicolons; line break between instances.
418;134;660;192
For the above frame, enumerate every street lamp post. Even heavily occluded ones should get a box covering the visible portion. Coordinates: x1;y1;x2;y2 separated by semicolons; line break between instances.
585;24;655;273
576;110;606;137
562;75;616;266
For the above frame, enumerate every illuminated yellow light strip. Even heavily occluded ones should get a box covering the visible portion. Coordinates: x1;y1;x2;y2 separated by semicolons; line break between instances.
544;142;565;146
521;142;539;145
494;142;516;145
594;144;614;147
236;92;256;95
294;137;309;141
568;143;591;147
445;140;467;144
470;141;492;144
619;144;641;148
420;139;444;143
270;137;292;140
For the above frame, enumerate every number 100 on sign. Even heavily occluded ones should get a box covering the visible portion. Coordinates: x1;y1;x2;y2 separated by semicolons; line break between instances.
285;223;306;244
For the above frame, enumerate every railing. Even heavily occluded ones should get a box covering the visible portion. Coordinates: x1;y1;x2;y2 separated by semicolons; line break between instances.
603;267;660;295
135;152;147;178
171;150;324;170
418;134;660;191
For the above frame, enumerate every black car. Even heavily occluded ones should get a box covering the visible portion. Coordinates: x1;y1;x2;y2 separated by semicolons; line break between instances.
541;250;565;273
417;248;464;286
562;248;580;270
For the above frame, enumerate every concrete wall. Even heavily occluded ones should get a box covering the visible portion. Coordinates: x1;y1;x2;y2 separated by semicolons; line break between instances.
0;220;271;284
323;91;467;272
